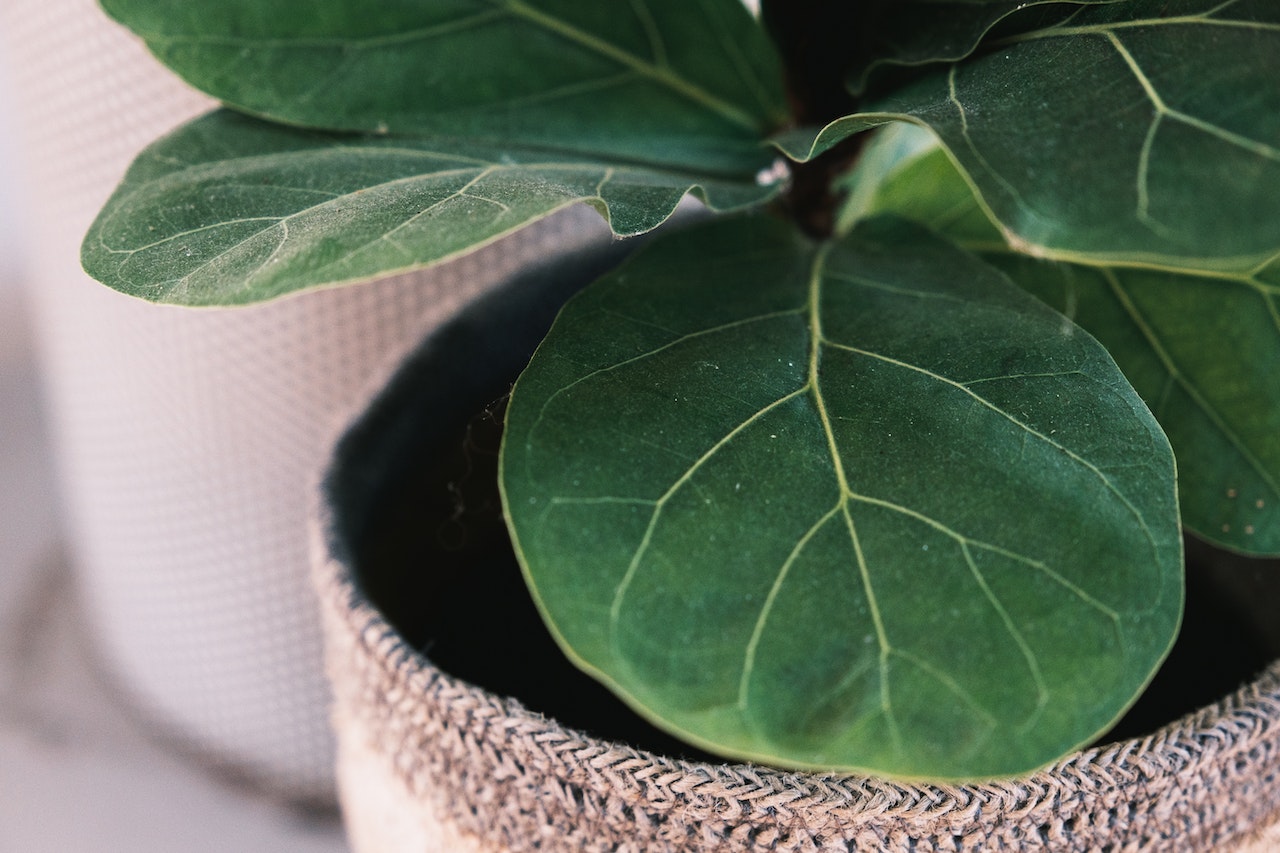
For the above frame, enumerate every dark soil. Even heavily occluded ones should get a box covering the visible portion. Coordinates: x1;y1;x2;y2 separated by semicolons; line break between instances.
355;395;1280;762
1106;537;1280;742
354;392;725;761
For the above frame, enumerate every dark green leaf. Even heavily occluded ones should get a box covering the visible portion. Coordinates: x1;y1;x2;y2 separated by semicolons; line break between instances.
853;124;1280;554
780;0;1280;271
501;214;1181;779
99;0;787;175
845;1;1119;95
997;258;1280;555
81;110;779;305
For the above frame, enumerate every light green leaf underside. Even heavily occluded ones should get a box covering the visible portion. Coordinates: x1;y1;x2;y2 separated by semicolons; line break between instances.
853;124;1280;555
100;0;786;175
777;0;1280;271
80;110;778;305
501;214;1181;779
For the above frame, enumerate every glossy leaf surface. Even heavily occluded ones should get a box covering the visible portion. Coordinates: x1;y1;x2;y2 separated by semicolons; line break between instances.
81;111;779;305
502;214;1182;779
99;0;786;174
852;125;1280;554
779;0;1280;271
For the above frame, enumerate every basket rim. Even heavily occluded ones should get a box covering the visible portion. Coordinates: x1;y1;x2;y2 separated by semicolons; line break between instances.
310;247;1280;847
318;524;1280;808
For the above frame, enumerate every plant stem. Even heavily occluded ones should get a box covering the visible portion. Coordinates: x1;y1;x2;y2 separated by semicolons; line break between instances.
760;0;868;239
783;136;865;240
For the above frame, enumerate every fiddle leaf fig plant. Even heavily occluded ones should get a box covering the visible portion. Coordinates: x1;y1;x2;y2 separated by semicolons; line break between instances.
82;0;1279;780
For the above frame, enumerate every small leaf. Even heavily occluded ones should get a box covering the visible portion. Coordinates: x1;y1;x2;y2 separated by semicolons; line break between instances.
81;110;779;305
780;0;1280;270
99;0;787;175
853;125;1280;555
501;214;1182;779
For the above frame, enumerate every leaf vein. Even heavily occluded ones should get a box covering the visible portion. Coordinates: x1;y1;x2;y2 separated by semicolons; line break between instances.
998;5;1280;45
1102;270;1280;501
945;66;1057;238
960;370;1088;387
825;270;974;306
889;648;999;731
842;490;1125;622
959;541;1049;730
529;308;806;439
143;9;509;51
738;504;844;711
495;0;761;131
607;386;811;637
98;216;285;257
628;0;668;68
824;338;1156;547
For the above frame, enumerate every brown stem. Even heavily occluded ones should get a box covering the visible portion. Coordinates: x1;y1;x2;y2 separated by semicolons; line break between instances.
780;134;865;241
760;1;872;239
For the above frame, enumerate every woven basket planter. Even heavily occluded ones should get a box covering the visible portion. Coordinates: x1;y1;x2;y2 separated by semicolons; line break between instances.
313;248;1280;852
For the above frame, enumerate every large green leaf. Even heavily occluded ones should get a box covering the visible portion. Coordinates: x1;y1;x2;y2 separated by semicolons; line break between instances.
851;124;1280;555
778;0;1280;271
501;214;1181;779
81;110;779;305
99;0;786;174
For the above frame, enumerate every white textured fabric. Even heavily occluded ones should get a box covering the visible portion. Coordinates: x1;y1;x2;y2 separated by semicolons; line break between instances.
0;0;608;801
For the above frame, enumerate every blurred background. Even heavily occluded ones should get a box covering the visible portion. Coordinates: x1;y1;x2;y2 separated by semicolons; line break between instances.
0;7;347;851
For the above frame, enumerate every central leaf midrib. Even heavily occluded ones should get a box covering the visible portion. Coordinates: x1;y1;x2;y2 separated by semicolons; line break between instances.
736;244;1146;742
806;244;898;739
129;140;764;207
99;151;769;291
136;2;767;133
497;0;763;132
101;164;503;292
137;9;507;50
104;163;490;257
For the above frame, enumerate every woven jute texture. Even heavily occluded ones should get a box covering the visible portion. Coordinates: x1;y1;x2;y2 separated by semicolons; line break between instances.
314;532;1280;852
